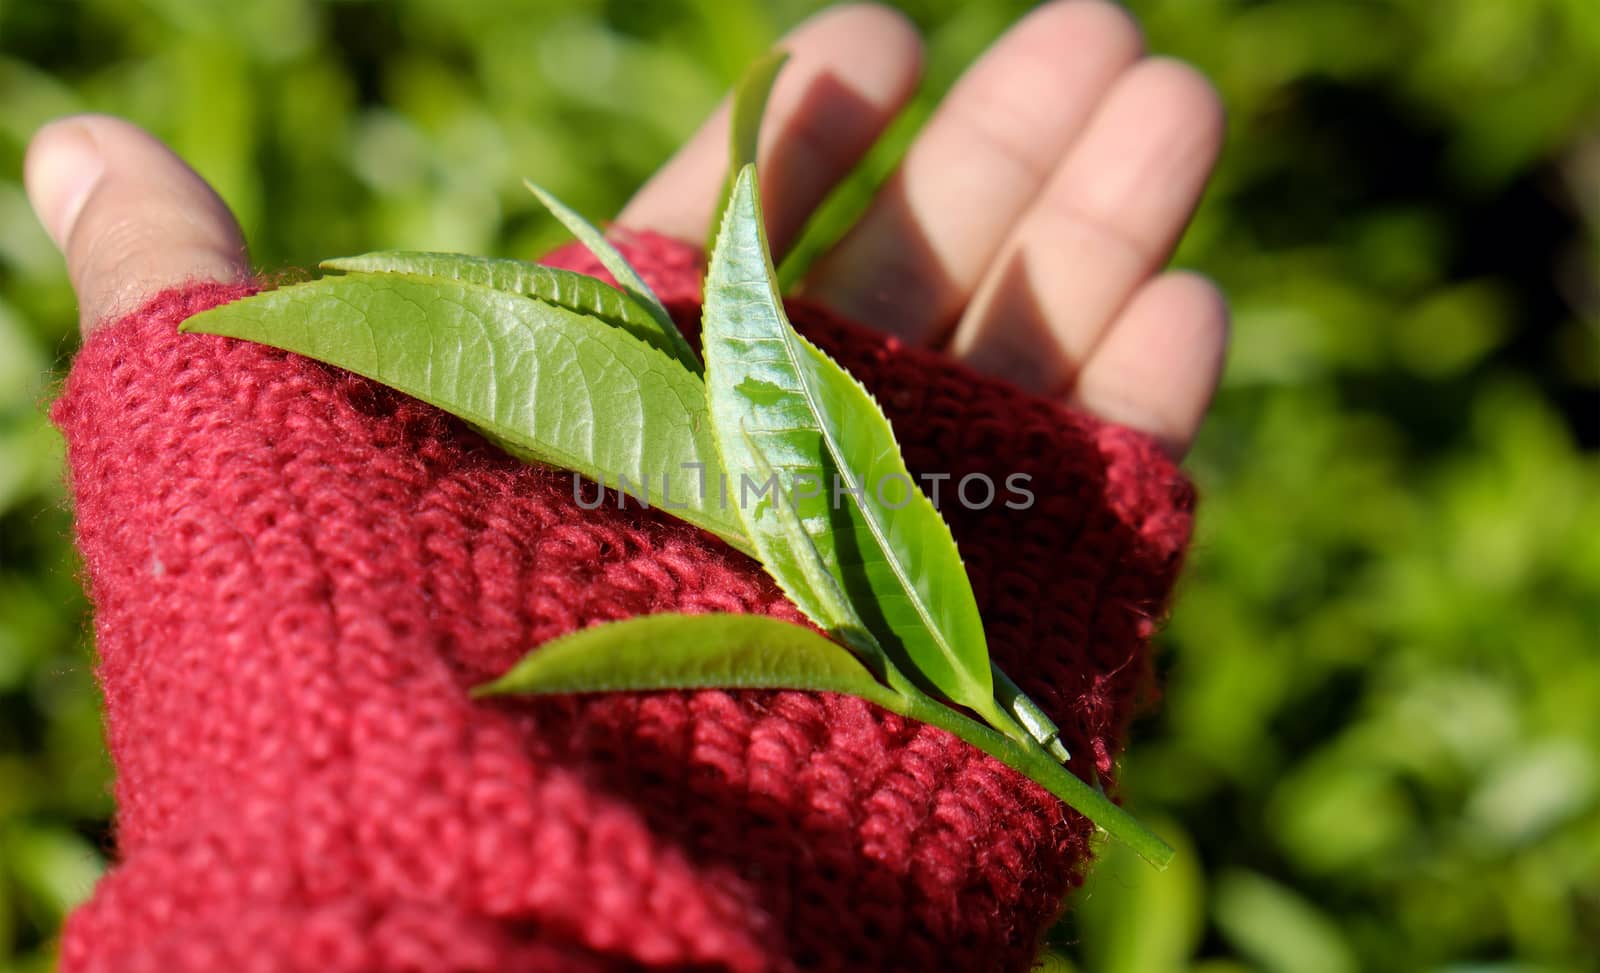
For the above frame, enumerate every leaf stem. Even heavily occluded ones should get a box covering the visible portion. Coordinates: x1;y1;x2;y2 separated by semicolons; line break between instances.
876;687;1175;869
992;663;1072;762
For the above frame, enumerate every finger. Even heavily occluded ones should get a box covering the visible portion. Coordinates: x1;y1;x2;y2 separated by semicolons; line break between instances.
1067;270;1228;458
801;0;1144;344
947;58;1224;392
24;114;248;334
617;4;922;261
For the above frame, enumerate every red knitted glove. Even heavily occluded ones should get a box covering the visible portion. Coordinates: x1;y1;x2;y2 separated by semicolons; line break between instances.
51;232;1193;973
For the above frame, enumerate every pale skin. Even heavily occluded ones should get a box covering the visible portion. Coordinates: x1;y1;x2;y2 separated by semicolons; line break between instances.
24;1;1226;458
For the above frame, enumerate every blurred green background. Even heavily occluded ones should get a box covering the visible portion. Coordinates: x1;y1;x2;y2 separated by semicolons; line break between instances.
1;0;1596;970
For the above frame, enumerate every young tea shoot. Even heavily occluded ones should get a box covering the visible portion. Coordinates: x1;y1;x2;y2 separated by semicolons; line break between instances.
702;164;1025;743
179;55;1171;868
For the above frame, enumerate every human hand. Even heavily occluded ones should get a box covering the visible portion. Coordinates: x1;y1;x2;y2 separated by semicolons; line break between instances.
624;2;1227;456
26;0;1224;458
31;6;1215;969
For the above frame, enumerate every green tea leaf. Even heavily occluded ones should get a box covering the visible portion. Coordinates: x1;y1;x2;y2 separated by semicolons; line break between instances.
524;180;698;370
743;430;1064;757
702;164;1024;741
709;49;789;252
181;272;748;552
739;426;892;680
473;611;899;705
321;251;687;364
477;612;1176;868
729;50;787;187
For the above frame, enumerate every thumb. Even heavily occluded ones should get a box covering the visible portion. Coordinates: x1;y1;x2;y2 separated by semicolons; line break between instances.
24;114;249;335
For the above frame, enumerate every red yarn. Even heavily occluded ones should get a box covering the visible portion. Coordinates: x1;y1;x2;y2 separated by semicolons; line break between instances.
50;232;1193;972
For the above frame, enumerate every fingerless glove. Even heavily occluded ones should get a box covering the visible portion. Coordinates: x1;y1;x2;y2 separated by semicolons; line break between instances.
51;232;1193;973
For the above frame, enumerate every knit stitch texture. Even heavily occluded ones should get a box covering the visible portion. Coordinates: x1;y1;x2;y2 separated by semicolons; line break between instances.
51;231;1194;972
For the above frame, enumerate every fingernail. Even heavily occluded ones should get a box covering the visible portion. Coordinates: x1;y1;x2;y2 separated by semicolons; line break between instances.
24;120;106;252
